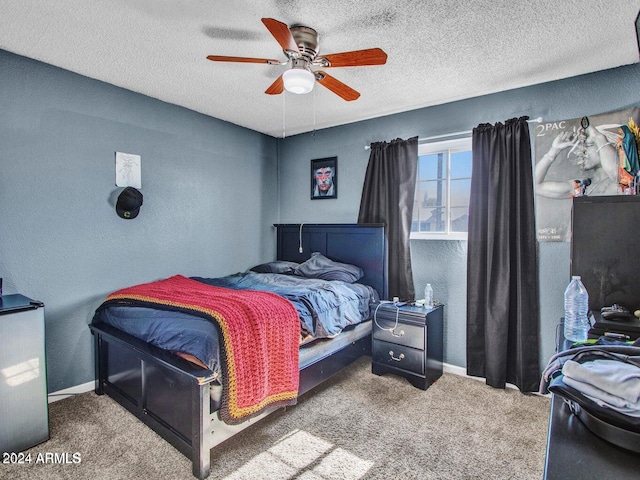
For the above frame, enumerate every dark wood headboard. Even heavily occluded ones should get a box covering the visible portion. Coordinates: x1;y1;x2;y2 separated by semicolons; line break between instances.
274;223;388;300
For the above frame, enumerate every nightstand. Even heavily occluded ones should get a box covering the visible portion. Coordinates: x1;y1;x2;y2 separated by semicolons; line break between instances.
371;302;443;390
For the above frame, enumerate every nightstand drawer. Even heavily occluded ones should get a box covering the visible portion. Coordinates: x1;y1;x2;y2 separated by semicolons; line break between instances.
373;317;425;350
372;340;425;375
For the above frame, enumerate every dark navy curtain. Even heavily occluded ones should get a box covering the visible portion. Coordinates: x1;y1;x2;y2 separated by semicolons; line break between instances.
358;137;418;301
466;117;540;392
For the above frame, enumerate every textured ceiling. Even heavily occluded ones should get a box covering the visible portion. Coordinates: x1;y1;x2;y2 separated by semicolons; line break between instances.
1;1;639;137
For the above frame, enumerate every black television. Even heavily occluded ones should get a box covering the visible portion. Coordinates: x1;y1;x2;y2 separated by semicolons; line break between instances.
571;195;640;312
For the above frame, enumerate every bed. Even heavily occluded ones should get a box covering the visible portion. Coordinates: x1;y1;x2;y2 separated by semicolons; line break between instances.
89;223;387;479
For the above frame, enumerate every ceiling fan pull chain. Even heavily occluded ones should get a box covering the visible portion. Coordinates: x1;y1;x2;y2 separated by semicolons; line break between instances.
282;92;286;139
312;88;316;140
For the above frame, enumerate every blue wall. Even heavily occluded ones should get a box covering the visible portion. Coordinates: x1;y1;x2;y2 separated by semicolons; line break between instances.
0;50;280;392
2;46;639;392
278;62;640;371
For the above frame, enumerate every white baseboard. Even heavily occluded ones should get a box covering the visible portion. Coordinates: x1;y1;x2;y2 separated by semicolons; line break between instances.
443;362;467;377
48;380;95;403
443;362;496;385
443;362;543;394
443;362;499;385
48;365;470;405
47;361;538;404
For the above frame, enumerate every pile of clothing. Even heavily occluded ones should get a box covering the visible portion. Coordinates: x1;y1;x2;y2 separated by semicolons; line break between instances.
562;358;640;416
540;343;640;451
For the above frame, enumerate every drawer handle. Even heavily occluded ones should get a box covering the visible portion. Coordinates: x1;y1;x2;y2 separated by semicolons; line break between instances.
391;329;405;337
389;350;405;362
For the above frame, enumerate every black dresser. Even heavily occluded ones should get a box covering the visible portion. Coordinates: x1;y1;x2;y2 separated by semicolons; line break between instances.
544;395;640;479
371;303;443;389
543;320;640;478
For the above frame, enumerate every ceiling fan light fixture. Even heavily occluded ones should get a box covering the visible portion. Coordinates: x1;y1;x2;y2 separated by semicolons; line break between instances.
283;68;315;94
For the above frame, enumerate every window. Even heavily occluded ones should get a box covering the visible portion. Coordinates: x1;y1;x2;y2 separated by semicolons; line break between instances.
411;137;472;240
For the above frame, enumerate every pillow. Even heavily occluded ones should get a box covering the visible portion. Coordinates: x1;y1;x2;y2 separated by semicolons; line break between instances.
294;252;364;283
250;261;299;275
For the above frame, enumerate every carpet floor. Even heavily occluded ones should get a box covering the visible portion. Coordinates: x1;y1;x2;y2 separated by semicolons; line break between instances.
5;356;550;479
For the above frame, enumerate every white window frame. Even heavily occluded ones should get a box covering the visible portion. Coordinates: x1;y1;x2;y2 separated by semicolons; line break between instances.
411;137;472;241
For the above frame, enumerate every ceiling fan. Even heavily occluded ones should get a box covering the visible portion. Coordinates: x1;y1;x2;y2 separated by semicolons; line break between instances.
206;18;387;101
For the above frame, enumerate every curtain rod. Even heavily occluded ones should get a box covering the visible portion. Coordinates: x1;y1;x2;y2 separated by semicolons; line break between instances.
364;116;544;150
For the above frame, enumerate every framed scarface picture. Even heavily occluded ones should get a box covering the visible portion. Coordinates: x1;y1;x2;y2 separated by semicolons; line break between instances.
311;157;337;199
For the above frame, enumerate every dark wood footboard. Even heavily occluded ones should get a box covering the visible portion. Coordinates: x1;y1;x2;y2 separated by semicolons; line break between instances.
90;322;371;479
91;323;217;478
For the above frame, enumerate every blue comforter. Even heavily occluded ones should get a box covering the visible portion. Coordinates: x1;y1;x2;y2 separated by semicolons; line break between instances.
193;272;378;338
93;273;379;374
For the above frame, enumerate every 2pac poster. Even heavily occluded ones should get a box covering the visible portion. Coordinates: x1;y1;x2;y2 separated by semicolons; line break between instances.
533;106;640;241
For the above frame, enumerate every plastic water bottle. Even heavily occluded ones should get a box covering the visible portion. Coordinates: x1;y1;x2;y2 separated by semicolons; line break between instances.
424;284;434;309
564;276;589;342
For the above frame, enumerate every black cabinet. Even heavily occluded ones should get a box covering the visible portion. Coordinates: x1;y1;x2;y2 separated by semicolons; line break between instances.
544;396;640;479
371;303;443;390
543;320;640;478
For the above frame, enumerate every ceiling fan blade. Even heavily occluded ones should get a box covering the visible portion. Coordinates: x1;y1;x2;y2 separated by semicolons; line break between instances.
261;18;299;53
314;48;387;68
315;72;360;101
207;55;281;65
265;75;284;95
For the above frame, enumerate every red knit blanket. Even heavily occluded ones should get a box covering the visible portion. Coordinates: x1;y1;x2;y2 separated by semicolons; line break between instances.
102;275;300;424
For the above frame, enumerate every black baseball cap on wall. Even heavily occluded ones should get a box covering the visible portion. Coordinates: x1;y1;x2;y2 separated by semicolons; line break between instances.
116;187;143;219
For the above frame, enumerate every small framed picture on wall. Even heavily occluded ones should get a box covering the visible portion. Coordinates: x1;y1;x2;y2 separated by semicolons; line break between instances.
311;157;337;199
